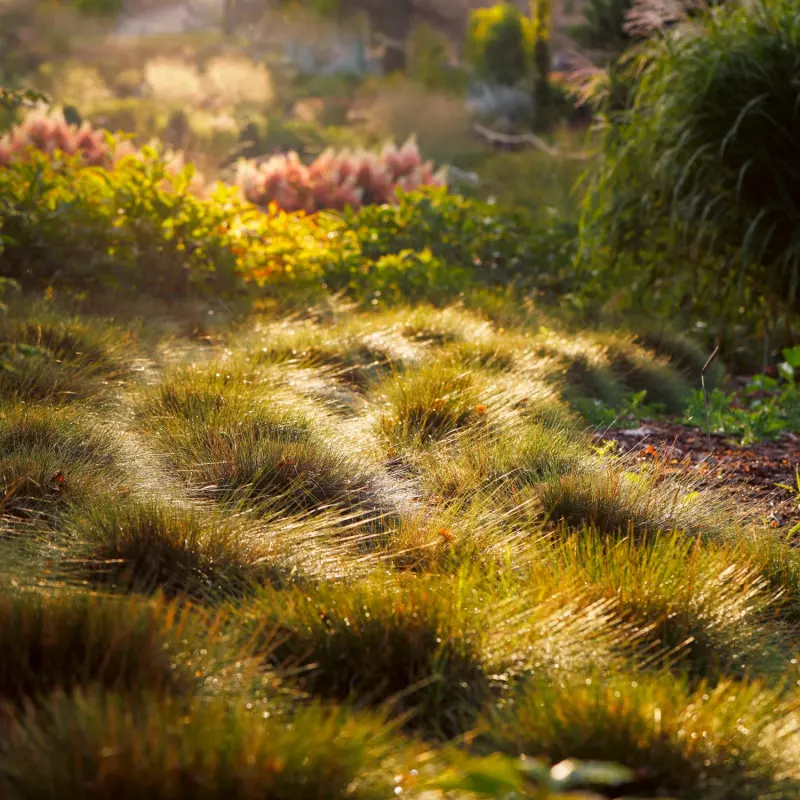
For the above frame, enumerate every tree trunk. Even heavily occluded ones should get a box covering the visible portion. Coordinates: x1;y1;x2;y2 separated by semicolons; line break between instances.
377;0;411;74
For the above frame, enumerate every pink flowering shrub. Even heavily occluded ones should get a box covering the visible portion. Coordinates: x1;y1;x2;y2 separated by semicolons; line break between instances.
235;138;447;213
0;108;206;194
0;108;134;168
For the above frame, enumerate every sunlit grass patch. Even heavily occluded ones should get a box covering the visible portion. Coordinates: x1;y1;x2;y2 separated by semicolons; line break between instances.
735;536;800;624
140;365;392;521
246;321;406;390
240;574;492;739
537;459;741;539
0;589;241;706
0;404;129;521
482;672;800;799
418;422;591;502
63;499;281;597
0;692;431;800
391;305;496;348
0;314;134;403
374;362;495;450
538;532;787;681
239;572;624;739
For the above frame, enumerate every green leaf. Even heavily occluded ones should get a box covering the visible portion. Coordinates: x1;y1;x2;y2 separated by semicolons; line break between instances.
549;759;635;790
431;755;526;795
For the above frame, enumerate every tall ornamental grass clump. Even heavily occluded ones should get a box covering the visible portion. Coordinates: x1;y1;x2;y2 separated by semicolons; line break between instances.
581;0;800;311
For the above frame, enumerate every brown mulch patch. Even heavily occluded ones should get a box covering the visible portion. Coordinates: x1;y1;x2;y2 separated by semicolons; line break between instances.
594;423;800;529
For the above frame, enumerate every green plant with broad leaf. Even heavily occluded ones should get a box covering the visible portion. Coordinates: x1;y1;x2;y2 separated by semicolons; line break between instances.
684;346;800;444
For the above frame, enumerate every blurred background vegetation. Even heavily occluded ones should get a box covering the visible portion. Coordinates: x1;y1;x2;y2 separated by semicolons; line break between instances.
1;0;798;370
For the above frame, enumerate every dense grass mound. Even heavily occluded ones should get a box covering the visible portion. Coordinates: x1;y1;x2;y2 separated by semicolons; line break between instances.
484;674;800;799
139;366;390;519
537;461;739;539
240;573;624;740
0;590;237;706
241;576;493;739
63;500;286;597
538;532;788;680
0;693;424;800
376;363;490;449
0;403;128;520
0;314;132;403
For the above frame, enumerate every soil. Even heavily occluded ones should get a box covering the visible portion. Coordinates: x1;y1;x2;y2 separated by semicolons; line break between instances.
594;423;800;530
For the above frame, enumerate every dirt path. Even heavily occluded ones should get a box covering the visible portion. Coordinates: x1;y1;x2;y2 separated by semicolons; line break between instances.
596;423;800;530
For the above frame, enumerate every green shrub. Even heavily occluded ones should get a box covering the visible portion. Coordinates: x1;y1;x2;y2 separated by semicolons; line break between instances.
344;188;577;297
581;0;800;314
466;4;533;87
0;149;247;299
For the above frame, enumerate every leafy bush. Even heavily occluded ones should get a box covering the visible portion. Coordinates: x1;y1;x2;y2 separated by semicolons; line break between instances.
343;188;577;294
683;346;800;443
466;4;533;87
581;0;800;313
0;149;248;298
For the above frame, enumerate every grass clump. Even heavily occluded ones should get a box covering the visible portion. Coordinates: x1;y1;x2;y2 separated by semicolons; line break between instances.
0;403;128;521
0;692;426;800
537;460;739;539
141;366;389;520
239;573;624;740
239;575;493;739
0;314;132;403
539;532;787;681
418;422;589;502
0;589;236;706
483;672;800;799
248;321;403;390
375;363;489;449
63;499;283;597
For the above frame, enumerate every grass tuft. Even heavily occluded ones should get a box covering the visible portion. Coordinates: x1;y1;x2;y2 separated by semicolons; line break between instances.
0;404;129;521
0;590;240;706
0;692;427;800
0;314;133;403
483;672;800;799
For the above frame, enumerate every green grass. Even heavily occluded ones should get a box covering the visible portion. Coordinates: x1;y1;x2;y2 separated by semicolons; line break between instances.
483;673;800;800
0;403;130;521
535;531;788;681
0;295;796;797
0;692;428;800
0;589;242;706
0;312;134;403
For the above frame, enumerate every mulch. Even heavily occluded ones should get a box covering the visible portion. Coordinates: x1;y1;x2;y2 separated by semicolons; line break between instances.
593;423;800;530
